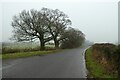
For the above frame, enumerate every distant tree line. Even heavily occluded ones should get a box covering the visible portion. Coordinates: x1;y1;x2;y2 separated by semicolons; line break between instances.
11;8;85;50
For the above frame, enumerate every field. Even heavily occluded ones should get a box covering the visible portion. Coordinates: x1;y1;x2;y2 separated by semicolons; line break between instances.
2;42;55;54
1;42;59;59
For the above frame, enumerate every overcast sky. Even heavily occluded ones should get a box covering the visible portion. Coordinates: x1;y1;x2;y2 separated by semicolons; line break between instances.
0;0;119;43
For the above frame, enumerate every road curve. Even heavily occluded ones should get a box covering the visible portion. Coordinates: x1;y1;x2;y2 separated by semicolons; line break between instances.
2;47;88;78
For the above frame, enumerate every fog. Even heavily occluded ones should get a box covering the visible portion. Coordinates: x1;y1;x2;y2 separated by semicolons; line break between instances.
0;0;119;43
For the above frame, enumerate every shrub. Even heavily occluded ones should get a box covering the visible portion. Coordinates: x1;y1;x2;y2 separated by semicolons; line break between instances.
92;43;118;77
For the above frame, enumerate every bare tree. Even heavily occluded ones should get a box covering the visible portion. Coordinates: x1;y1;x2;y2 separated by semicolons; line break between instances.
41;8;72;49
11;9;52;50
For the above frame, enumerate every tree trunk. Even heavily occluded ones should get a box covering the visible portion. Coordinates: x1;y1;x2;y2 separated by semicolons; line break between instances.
40;40;45;50
39;36;45;51
54;39;59;49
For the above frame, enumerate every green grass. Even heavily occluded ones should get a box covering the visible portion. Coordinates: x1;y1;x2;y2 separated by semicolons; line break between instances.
1;50;61;59
85;47;116;78
0;55;2;59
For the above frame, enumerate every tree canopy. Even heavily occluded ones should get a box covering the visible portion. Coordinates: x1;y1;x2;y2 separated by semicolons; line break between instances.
41;8;72;48
12;9;52;50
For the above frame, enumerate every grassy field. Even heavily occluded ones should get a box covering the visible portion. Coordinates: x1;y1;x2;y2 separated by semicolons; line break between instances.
85;47;116;78
1;50;61;59
2;42;55;54
1;42;61;59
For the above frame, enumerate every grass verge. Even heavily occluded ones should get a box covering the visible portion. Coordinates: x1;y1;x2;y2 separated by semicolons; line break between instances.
85;47;116;78
0;55;2;59
1;50;61;60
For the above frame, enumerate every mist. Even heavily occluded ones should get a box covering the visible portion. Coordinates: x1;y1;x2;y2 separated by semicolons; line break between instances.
1;1;118;43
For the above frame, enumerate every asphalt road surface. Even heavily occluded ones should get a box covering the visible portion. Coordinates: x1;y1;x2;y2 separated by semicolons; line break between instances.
2;47;89;78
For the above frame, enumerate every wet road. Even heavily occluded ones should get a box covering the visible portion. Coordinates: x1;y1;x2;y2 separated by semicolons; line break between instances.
2;47;88;78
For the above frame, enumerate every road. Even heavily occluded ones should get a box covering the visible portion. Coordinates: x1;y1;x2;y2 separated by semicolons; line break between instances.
2;47;88;78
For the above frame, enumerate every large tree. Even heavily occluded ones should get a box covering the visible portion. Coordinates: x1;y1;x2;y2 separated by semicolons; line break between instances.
60;27;85;49
11;9;52;50
41;8;72;48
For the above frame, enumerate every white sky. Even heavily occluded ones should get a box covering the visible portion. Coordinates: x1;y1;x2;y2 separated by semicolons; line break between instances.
0;0;119;43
